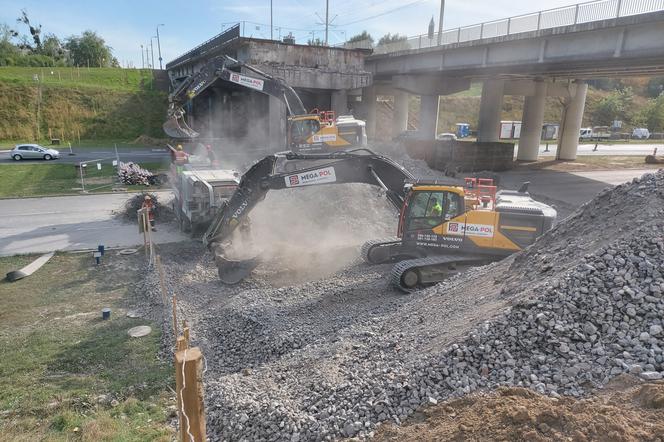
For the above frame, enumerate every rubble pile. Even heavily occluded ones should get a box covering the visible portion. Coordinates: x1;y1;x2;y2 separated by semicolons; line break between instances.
117;161;155;185
150;169;664;441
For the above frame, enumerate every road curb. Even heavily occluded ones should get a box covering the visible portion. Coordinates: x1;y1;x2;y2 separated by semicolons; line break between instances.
0;188;172;201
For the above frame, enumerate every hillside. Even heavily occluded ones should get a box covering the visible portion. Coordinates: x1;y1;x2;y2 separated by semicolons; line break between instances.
0;67;168;143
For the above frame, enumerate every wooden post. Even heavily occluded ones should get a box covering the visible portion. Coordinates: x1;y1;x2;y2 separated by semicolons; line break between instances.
175;347;206;442
172;295;178;338
156;255;167;304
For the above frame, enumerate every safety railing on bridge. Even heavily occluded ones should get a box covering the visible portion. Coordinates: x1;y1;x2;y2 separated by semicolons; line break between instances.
365;0;664;55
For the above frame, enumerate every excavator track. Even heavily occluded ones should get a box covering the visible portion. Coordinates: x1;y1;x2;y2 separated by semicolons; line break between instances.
361;238;402;264
390;254;490;292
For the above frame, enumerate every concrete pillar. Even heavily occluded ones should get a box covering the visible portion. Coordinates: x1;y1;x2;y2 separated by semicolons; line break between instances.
517;80;546;161
331;90;348;116
268;95;286;151
558;81;588;161
363;85;377;139
392;90;409;138
477;79;505;142
418;94;439;140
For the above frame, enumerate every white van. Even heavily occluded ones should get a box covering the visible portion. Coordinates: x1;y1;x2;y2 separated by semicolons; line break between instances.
632;128;650;139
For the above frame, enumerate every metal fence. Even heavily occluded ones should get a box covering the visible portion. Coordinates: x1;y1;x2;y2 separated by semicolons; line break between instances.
370;0;664;54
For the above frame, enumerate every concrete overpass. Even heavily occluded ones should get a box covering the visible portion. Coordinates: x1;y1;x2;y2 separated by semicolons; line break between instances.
361;0;664;160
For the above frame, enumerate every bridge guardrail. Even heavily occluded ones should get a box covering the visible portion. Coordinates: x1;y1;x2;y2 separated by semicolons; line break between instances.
367;0;664;55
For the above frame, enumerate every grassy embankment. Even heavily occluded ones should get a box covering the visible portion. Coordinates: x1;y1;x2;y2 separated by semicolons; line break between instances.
0;161;168;199
0;252;173;441
0;67;168;148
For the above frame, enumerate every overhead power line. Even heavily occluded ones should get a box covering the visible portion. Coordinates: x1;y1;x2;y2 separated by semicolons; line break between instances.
337;0;429;26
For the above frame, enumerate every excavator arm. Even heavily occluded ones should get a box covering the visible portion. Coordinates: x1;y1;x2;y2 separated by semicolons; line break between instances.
203;149;414;283
164;55;307;138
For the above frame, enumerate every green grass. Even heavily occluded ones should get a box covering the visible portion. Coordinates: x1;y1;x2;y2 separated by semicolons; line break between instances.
0;67;156;92
0;252;173;441
0;161;169;198
0;74;168;143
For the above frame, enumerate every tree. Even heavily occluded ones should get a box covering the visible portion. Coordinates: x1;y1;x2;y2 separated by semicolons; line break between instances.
66;30;114;67
347;31;373;47
646;76;664;98
0;23;20;65
637;94;664;132
41;33;66;61
15;9;41;50
377;33;408;46
591;88;634;126
307;37;324;46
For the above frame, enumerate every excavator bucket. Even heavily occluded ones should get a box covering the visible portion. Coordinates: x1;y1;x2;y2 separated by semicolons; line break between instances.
163;114;199;139
214;253;260;285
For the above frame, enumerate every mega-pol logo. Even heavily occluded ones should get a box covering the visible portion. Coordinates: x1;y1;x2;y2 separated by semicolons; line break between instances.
284;167;336;188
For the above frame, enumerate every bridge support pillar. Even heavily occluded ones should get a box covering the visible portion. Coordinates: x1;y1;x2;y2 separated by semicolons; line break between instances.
517;80;546;161
558;81;588;161
477;79;505;142
268;95;286;150
418;94;439;140
363;85;377;139
393;90;409;138
331;90;348;116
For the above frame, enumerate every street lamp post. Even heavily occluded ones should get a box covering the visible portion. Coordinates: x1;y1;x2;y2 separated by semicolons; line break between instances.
140;44;144;68
156;24;165;70
150;37;156;70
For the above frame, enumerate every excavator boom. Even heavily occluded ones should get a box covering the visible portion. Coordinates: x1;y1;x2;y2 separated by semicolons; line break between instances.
164;55;306;138
203;149;414;283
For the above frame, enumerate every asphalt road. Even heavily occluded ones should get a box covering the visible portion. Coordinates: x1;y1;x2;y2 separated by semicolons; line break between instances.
534;142;660;157
0;192;186;256
0;168;656;256
0;146;170;164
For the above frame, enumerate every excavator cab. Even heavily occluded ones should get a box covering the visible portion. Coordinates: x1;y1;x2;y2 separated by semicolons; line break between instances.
289;116;322;149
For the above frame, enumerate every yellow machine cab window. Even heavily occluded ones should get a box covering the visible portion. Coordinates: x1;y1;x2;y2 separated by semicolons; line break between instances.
406;190;463;230
290;118;321;144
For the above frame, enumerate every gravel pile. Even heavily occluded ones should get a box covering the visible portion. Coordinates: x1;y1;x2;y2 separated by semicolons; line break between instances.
152;168;664;441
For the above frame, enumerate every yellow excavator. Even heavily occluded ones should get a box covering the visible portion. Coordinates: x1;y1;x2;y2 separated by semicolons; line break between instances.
163;55;367;152
203;150;557;290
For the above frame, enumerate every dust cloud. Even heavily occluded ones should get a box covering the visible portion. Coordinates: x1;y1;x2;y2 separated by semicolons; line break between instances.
224;183;398;285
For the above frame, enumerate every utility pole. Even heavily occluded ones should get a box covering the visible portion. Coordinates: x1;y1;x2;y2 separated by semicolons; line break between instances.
156;24;164;70
270;0;273;40
140;44;144;68
325;0;329;46
437;0;445;45
150;37;155;70
146;44;150;68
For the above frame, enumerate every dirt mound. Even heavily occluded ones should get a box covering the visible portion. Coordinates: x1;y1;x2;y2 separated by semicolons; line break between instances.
117;192;174;222
377;382;664;442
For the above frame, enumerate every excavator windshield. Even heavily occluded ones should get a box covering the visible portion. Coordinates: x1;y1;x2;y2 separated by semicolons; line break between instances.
405;190;464;230
290;118;321;145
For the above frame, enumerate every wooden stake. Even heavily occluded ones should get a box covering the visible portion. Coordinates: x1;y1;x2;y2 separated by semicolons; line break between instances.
175;347;206;442
156;255;167;304
183;327;190;348
172;295;178;338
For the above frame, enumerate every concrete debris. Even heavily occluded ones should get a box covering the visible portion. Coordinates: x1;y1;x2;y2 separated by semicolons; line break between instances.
127;325;152;338
143;165;664;441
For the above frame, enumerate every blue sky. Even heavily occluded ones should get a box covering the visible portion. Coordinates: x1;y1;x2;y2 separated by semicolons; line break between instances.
0;0;578;68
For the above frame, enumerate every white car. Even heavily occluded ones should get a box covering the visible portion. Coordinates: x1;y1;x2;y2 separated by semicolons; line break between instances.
632;128;650;139
436;133;458;141
10;144;60;161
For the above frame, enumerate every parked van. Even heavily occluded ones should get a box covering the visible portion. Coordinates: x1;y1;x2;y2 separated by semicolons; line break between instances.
632;128;651;139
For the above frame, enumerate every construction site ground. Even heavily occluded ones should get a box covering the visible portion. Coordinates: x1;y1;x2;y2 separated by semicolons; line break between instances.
3;142;664;441
140;144;664;440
